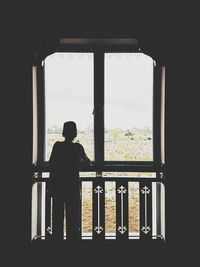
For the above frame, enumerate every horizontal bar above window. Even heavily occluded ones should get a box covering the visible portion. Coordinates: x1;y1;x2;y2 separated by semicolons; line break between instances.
56;45;141;54
60;38;138;45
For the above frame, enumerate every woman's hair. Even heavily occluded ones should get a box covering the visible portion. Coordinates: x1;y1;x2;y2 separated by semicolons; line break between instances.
62;121;77;140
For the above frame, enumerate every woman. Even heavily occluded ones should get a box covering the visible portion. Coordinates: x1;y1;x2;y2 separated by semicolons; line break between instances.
49;121;90;241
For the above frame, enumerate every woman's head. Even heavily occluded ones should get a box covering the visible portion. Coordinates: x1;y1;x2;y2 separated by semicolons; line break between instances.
62;121;77;140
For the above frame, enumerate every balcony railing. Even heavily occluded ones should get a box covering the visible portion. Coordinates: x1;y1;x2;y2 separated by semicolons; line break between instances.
32;163;165;243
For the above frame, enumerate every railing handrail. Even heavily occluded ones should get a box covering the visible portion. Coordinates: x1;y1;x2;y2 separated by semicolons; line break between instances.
33;177;163;183
33;162;166;173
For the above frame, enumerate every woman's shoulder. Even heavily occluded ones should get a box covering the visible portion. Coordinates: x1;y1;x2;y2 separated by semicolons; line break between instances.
73;142;86;154
53;141;64;148
54;141;62;146
73;142;84;149
54;141;84;150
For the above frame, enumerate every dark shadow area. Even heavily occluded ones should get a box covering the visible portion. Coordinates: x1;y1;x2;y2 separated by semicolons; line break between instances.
2;3;199;265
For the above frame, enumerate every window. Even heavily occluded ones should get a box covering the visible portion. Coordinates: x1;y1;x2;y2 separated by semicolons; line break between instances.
43;41;159;166
32;38;165;242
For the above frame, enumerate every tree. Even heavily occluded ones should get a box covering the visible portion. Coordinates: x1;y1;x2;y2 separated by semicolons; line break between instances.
125;130;134;140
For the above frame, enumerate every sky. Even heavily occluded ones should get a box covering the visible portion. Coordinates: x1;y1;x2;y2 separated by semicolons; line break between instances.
45;52;153;131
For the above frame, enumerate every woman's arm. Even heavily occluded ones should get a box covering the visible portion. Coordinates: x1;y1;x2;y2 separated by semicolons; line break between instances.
77;143;90;166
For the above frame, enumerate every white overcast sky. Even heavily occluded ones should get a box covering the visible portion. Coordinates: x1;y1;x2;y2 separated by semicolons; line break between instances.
45;52;153;131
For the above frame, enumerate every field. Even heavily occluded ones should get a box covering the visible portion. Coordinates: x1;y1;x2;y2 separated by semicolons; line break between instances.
46;127;152;162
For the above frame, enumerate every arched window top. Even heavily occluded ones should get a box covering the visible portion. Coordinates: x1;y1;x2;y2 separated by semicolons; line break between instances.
33;37;165;66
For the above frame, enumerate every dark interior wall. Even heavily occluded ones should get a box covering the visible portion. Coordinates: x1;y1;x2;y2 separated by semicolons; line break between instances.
2;3;199;263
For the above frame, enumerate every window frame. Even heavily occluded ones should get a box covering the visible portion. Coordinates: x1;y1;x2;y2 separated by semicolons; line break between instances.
35;39;163;169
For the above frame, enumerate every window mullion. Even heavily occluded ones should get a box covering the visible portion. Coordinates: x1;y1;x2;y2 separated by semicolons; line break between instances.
94;51;104;166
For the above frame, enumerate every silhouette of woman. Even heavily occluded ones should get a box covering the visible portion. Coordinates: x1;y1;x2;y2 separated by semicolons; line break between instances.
49;121;90;241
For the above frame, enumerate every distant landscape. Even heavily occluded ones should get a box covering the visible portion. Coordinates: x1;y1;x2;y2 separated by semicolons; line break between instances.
46;126;153;162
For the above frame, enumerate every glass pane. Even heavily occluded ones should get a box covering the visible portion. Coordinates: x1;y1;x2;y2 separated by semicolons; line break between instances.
105;53;153;161
45;53;94;161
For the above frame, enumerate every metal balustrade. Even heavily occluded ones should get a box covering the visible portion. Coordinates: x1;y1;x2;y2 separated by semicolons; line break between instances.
32;166;165;242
